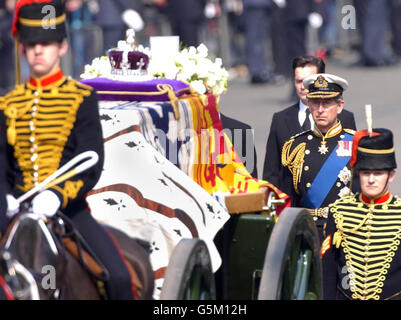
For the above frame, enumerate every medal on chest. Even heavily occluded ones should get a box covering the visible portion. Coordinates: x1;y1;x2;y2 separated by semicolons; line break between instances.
318;140;329;155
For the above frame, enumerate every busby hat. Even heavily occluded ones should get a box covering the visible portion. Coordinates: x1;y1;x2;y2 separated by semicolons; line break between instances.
303;73;348;100
350;128;397;171
12;0;67;45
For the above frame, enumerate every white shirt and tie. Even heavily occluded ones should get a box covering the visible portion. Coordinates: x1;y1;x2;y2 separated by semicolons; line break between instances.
298;101;313;131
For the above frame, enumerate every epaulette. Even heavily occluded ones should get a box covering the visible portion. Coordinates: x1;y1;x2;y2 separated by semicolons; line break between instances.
344;128;356;135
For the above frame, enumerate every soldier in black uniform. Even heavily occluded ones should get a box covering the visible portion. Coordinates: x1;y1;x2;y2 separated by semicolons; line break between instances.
281;73;360;241
322;128;401;300
2;0;134;299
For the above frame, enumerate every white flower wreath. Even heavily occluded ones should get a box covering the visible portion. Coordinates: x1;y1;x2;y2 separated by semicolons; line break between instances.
80;43;229;96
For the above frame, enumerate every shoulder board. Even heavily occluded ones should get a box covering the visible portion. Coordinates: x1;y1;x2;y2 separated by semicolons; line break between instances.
344;128;356;135
289;129;311;140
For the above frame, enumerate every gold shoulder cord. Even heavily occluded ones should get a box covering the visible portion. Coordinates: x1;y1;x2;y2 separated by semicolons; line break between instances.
3;88;35;146
343;128;356;135
281;139;306;194
333;212;369;248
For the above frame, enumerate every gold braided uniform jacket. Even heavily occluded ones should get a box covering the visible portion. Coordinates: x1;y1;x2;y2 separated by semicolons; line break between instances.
281;122;360;233
0;70;104;215
322;193;401;300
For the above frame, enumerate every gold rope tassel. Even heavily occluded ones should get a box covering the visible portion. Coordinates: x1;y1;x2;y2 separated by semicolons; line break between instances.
5;106;18;146
165;86;180;120
5;100;35;146
333;212;369;248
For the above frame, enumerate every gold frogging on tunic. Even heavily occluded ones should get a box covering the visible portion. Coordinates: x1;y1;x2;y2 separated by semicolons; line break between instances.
330;195;401;300
1;78;91;203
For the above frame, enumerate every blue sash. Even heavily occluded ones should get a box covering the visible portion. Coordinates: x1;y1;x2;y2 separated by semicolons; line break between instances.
304;133;353;208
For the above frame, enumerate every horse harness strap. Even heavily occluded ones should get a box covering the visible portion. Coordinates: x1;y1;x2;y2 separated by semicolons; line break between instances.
50;213;110;284
61;237;105;279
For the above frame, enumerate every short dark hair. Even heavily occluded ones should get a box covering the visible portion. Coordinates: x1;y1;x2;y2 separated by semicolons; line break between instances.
292;56;325;74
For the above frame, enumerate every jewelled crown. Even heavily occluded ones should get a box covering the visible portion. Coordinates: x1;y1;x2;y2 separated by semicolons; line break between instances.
108;29;150;80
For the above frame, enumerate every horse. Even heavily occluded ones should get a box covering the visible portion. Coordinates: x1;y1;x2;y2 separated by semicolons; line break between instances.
0;207;155;300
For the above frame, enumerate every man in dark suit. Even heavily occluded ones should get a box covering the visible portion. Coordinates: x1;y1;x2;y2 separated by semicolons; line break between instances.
262;56;356;194
220;113;258;178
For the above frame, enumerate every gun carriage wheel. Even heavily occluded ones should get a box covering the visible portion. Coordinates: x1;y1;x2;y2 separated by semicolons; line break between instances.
258;208;322;300
160;239;215;300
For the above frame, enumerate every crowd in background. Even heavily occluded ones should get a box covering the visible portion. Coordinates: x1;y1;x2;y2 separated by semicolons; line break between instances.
0;0;400;95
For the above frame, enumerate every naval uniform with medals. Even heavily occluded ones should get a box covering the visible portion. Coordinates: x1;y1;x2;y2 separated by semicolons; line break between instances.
282;121;358;240
322;129;401;300
281;73;361;241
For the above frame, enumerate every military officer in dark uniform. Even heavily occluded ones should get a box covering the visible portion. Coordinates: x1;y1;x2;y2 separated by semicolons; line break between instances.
322;128;401;300
2;0;134;299
281;73;359;241
262;56;356;194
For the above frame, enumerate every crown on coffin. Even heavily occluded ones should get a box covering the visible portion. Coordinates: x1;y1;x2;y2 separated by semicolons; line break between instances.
108;29;150;79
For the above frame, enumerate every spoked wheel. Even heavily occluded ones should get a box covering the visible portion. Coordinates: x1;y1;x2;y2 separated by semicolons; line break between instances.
160;239;216;300
258;208;322;300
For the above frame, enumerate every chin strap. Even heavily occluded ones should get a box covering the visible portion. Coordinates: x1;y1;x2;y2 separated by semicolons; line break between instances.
15;40;21;85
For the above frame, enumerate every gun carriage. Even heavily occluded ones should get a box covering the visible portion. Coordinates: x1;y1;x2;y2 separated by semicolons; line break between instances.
0;33;322;300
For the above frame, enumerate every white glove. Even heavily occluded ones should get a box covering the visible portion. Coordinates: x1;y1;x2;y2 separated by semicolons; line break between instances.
6;194;20;218
31;190;61;218
122;9;144;31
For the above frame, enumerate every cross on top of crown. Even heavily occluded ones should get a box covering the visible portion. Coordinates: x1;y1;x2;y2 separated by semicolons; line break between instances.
126;29;136;50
